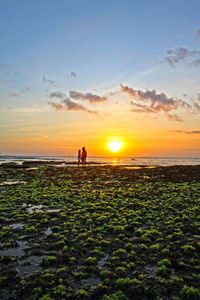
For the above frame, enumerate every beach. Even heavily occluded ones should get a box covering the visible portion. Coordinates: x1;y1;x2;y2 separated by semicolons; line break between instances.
0;163;200;299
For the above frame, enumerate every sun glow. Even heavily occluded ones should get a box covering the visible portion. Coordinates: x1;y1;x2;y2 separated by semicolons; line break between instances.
107;141;123;152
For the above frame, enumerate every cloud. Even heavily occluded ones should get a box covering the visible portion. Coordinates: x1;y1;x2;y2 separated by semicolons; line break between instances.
49;91;66;99
190;59;200;67
166;114;183;122
9;87;30;97
196;94;200;102
0;78;15;83
163;47;200;67
48;98;97;114
42;76;55;85
0;63;19;77
70;71;77;78
195;29;200;39
193;102;200;113
174;130;200;134
69;90;107;103
120;83;191;121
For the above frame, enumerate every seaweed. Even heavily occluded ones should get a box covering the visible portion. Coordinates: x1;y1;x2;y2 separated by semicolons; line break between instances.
0;164;200;299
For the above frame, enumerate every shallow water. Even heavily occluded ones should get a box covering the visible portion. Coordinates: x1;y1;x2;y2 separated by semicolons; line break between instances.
98;254;109;269
26;204;61;214
27;204;44;214
81;277;102;287
0;181;27;186
10;223;24;229
144;265;157;277
0;240;27;257
18;255;45;278
45;227;52;235
1;155;200;166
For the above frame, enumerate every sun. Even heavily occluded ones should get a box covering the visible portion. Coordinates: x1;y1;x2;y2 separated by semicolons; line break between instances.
107;141;123;152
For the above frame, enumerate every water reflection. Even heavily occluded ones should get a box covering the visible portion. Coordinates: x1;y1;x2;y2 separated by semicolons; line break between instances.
111;159;117;166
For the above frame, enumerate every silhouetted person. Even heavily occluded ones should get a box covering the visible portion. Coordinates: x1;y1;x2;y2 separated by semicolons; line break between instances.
78;149;81;167
81;147;87;166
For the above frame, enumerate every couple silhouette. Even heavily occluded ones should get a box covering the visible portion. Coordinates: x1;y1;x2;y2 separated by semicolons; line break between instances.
78;147;87;167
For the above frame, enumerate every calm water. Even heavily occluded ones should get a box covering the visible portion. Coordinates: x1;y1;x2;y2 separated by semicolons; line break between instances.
0;155;200;166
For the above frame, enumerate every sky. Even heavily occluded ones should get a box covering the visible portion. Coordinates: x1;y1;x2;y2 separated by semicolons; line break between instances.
0;0;200;157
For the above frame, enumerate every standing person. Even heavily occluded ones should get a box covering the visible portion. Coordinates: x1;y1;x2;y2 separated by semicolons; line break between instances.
81;147;87;166
78;149;81;167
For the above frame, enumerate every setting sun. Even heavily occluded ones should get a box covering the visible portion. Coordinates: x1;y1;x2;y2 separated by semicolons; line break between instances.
107;141;123;152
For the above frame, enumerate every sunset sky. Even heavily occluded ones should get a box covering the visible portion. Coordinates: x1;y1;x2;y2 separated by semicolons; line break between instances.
1;0;200;157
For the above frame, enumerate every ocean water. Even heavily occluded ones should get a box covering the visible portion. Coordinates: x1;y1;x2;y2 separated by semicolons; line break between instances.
0;155;200;166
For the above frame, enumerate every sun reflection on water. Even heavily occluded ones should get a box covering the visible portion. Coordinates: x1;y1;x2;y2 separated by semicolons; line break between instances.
111;159;117;166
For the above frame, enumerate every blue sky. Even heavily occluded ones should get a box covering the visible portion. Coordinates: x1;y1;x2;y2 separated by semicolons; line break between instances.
0;0;200;155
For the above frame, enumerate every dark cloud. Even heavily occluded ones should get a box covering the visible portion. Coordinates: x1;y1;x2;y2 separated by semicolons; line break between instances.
48;98;97;114
43;76;55;85
120;83;191;121
69;90;107;103
70;72;77;78
164;47;200;67
9;87;30;97
49;91;66;99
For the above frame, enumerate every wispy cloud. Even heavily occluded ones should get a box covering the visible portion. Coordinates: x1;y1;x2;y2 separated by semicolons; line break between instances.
163;47;200;67
0;78;15;83
174;130;200;134
42;76;55;85
9;87;30;97
48;98;97;114
0;63;19;77
69;90;107;103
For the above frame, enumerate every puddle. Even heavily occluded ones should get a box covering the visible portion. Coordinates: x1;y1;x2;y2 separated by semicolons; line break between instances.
193;235;200;238
18;255;45;278
25;204;61;214
27;205;44;214
81;277;102;287
125;166;156;170
0;240;27;257
105;180;119;185
98;254;109;269
47;209;61;213
0;181;27;186
137;226;148;232
45;227;52;235
17;264;42;278
10;223;24;229
125;167;143;169
144;265;157;277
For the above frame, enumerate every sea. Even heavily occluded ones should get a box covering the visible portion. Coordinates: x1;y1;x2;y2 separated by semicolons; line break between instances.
0;155;200;166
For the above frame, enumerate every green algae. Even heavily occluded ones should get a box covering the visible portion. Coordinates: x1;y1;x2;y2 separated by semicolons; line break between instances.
0;164;200;299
